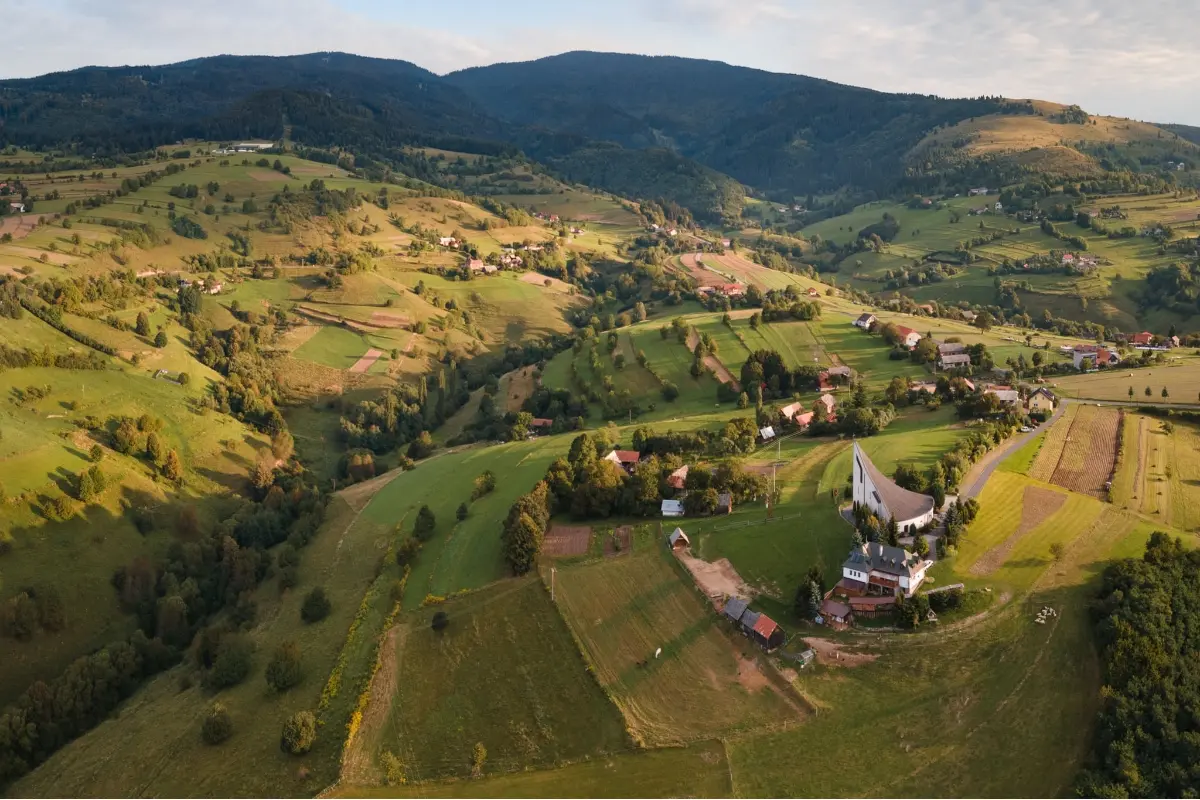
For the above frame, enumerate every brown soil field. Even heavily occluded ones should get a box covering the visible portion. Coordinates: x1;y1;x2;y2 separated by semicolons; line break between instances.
678;551;752;601
678;253;730;287
543;524;592;557
705;253;777;288
0;213;42;240
368;311;409;327
1048;405;1121;497
4;245;76;265
349;348;384;374
802;637;878;668
603;526;633;556
502;365;537;412
969;486;1067;576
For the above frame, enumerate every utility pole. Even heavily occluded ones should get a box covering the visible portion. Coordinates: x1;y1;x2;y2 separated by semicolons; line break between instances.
550;567;556;602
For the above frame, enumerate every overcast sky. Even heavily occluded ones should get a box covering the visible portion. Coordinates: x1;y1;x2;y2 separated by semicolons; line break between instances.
6;0;1199;125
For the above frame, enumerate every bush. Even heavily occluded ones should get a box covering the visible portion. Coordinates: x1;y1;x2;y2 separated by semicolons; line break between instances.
413;505;436;542
201;702;233;745
300;586;331;623
431;610;449;632
265;640;302;692
456;502;469;521
395;536;421;567
280;711;317;755
204;634;253;689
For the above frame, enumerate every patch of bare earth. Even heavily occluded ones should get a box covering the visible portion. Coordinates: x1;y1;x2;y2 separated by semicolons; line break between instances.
0;213;42;240
542;524;591;557
368;312;409;327
603;526;633;557
802;637;878;668
736;657;771;691
338;469;403;512
969;486;1066;576
348;348;384;374
518;271;571;293
685;329;741;390
675;549;752;601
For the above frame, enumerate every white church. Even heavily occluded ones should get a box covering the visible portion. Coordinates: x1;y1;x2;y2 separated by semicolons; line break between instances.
851;441;936;532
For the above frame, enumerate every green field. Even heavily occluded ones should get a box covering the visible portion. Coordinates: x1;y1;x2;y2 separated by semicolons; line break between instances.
360;579;630;783
553;547;800;746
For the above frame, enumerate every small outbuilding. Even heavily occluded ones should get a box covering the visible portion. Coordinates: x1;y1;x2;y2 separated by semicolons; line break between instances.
667;527;690;550
661;499;684;517
722;596;749;624
717;492;734;514
820;598;853;625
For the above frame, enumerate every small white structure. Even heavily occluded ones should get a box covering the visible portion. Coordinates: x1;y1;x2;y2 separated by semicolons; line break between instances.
854;313;876;330
438;236;459;248
894;325;922;349
661;499;684;517
851;441;935;531
668;527;690;549
759;425;776;441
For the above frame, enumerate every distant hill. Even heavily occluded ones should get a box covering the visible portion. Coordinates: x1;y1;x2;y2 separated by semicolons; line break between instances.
2;51;1196;220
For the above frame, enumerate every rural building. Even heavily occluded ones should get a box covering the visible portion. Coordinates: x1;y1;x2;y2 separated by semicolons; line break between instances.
851;441;935;531
1062;253;1075;265
961;310;977;322
793;411;815;429
438;236;459;247
969;187;991;195
910;381;938;395
780;402;804;421
894;325;922;349
604;450;641;472
939;352;972;370
722;596;749;625
668;528;690;549
840;541;931;597
717;492;734;514
661;499;684;517
738;609;785;650
1127;331;1155;346
528;417;554;430
1026;388;1056;413
854;313;876;329
666;465;689;490
848;595;898;618
985;387;1021;407
815;394;837;415
824;365;854;383
718;283;745;297
937;342;967;356
760;426;776;441
1072;347;1118;369
9;202;25;213
721;238;732;249
820;598;853;626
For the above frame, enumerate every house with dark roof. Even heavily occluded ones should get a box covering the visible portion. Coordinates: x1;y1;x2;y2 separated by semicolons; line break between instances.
854;313;876;330
939;352;972;370
717;492;734;514
851;441;935;531
821;598;853;626
1026;387;1056;413
722;596;749;624
840;541;931;598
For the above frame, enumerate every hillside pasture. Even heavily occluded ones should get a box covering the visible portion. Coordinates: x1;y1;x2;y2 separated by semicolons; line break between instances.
358;579;629;784
1052;360;1200;403
552;548;801;746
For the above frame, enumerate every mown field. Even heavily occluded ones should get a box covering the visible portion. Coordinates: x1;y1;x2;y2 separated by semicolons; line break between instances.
553;547;801;746
359;579;630;783
1112;413;1200;530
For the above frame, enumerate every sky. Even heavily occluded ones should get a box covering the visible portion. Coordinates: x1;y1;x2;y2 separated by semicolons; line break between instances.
5;0;1199;125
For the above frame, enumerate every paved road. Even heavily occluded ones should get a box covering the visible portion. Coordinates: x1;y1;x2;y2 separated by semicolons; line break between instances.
961;400;1068;500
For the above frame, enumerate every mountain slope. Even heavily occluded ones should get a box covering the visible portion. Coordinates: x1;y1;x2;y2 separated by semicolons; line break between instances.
446;51;1018;196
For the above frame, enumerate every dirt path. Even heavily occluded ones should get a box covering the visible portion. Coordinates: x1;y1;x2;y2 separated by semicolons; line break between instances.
1131;416;1148;511
802;637;878;667
968;486;1066;575
340;624;406;785
349;348;384;374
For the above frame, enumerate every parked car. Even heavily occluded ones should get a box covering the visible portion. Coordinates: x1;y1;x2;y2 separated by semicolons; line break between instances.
1020;426;1032;433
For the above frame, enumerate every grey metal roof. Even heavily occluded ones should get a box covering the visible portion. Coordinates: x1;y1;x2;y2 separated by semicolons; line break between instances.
842;541;923;578
723;597;749;623
739;609;762;631
854;442;934;524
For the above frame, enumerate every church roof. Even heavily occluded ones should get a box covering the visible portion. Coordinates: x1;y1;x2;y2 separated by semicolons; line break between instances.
853;441;934;524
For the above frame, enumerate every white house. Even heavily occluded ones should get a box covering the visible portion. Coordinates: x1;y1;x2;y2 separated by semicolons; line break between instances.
661;499;684;517
894;325;922;349
759;426;776;441
438;236;459;248
841;541;931;597
853;313;876;330
851;441;935;531
8;202;25;213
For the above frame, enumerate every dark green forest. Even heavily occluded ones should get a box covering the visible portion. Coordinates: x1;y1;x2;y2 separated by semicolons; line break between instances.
1078;533;1200;797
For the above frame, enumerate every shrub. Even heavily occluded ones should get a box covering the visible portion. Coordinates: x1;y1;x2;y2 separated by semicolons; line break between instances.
201;702;233;745
265;640;303;692
456;502;469;521
204;634;253;689
280;711;317;755
300;587;331;623
394;536;421;567
431;610;449;632
413;505;436;542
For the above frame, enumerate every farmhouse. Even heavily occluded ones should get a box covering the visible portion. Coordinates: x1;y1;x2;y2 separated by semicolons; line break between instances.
9;202;25;213
661;499;684;517
438;236;459;247
779;402;804;421
840;541;931;597
985;386;1021;407
604;450;642;472
793;411;815;429
969;187;991;196
1062;253;1075;265
937;342;967;356
668;528;690;549
1072;347;1118;369
528;417;554;431
894;325;922;349
848;595;900;618
815;393;837;416
823;365;854;383
939;352;972;370
1026;388;1056;413
1127;331;1155;346
721;238;732;249
728;607;785;651
853;313;876;329
851;441;935;531
666;465;689;490
722;596;749;625
718;283;745;297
